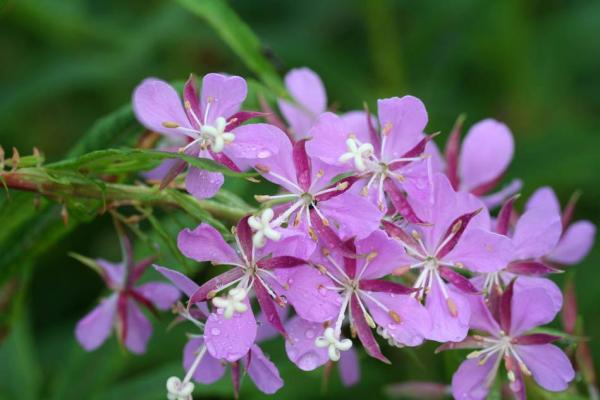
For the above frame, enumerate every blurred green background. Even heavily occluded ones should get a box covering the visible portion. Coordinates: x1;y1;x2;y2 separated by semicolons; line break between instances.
0;0;598;398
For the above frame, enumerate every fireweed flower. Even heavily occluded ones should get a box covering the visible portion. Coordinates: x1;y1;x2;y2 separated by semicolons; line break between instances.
444;118;522;208
473;195;564;312
75;232;179;354
304;230;431;363
246;125;382;248
306;96;437;219
526;187;596;266
133;73;279;199
177;216;333;362
382;173;513;342
284;315;360;386
154;266;283;397
443;281;574;399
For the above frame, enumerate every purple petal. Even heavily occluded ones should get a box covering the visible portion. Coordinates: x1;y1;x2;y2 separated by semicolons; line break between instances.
384;178;424;224
204;298;257;362
184;166;224;200
223;123;288;169
451;356;499;400
253;279;286;336
548;220;596;265
135;282;179;310
308;209;355;256
512;208;562;259
510;286;559;336
75;294;117;351
350;294;390;363
153;265;199;297
506;261;560;276
355;230;408;279
466;295;500;335
318;191;383;240
278;68;326;138
183;338;226;384
481;178;523;209
245;345;284;394
444;228;514;273
458;119;514;192
438;267;479;294
525;186;561;214
248;127;299;192
257;256;306;270
514;276;563;315
183;75;202;128
284;316;329;371
259;227;316;260
435;336;484;353
97;259;125;289
159;158;188;190
339;347;360;386
425;279;470;342
388;133;437;170
226;111;268;130
189;268;245;304
236;216;254;263
377;96;428;161
200;73;247;124
495;194;518;235
293;139;312;191
132;78;191;138
515;344;575;391
124;300;152;354
362;291;430;347
281;265;341;323
177;223;240;265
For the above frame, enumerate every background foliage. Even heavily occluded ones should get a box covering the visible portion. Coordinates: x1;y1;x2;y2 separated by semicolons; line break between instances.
0;0;598;399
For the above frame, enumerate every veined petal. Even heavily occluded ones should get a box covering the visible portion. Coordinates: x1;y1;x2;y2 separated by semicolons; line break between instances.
177;223;240;265
355;230;407;279
284;316;329;371
75;294;118;351
183;338;226;384
548;220;596;265
444;228;514;273
510;285;559;336
201;73;247;124
245;345;284;394
317;191;383;240
377;96;428;161
515;344;575;392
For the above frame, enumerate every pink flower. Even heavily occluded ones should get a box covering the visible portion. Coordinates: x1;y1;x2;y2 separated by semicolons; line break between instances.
306;96;437;220
75;232;179;354
132;73;278;199
383;173;513;342
444;118;522;208
443;280;574;400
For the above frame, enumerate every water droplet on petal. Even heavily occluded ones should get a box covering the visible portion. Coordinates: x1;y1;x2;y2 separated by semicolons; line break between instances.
257;150;271;159
304;329;315;339
211;328;221;336
297;352;320;370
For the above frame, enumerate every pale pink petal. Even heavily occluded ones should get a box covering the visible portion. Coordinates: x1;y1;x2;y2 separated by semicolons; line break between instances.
459;119;514;191
362;291;430;346
132;78;191;138
305;112;351;166
284;316;329;371
512;208;562;259
355;230;407;279
377;96;428;161
278;68;326;138
425;279;470;343
339;347;360;386
177;223;240;265
514;276;563;315
245;345;284;394
515;344;575;391
451;356;499;400
124;300;152;354
318;191;383;240
184;166;224;200
153;265;199;297
75;294;117;351
204;299;257;362
510;286;559;336
445;228;514;273
201;73;247;124
548;220;596;265
525;186;561;214
183;338;226;384
135;282;179;310
467;294;500;335
224;123;289;169
97;260;125;289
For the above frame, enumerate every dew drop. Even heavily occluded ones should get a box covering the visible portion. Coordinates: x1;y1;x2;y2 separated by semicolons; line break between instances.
297;352;321;370
304;329;315;339
211;328;221;336
318;287;328;296
257;150;271;159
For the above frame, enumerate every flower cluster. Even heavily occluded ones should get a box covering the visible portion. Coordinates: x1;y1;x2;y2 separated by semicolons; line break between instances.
74;68;596;399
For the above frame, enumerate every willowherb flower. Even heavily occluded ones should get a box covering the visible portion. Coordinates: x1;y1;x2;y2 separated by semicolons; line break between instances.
177;216;337;362
133;73;279;199
443;118;522;208
154;266;284;397
75;229;179;354
526;186;596;266
382;173;513;342
246;125;383;247
304;230;431;363
307;96;438;218
440;280;574;399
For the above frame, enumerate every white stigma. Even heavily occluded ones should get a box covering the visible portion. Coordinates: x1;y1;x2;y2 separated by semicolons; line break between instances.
248;208;282;248
200;116;233;153
166;376;194;400
212;287;248;319
315;327;353;362
339;137;374;171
